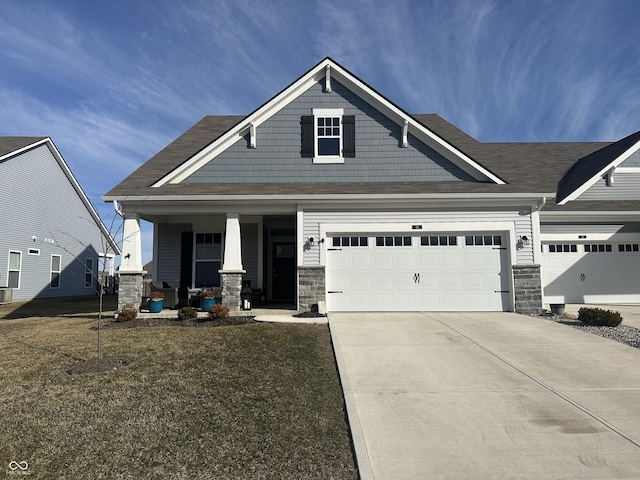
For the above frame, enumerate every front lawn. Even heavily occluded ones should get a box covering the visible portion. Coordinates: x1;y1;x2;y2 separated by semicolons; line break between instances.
0;297;357;479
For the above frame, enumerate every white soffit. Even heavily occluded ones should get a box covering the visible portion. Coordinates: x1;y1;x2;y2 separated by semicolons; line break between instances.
153;58;505;187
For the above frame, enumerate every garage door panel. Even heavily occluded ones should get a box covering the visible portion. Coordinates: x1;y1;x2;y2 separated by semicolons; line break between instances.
542;242;640;304
327;232;510;312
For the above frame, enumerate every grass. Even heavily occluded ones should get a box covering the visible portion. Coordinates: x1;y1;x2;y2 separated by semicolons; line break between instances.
0;297;358;479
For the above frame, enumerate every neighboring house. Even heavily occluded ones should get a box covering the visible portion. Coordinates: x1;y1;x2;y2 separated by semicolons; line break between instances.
0;137;120;301
104;58;640;314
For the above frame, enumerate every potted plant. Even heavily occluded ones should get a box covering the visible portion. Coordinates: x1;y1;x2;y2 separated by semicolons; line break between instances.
148;291;164;313
200;288;217;311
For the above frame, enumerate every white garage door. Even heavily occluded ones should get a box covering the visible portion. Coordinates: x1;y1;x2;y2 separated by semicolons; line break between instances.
541;241;640;304
326;233;511;312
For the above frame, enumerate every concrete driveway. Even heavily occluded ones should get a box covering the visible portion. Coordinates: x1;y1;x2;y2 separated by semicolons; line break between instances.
329;312;640;479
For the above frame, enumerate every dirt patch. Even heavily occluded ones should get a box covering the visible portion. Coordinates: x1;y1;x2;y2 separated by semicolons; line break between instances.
95;316;256;330
67;357;130;375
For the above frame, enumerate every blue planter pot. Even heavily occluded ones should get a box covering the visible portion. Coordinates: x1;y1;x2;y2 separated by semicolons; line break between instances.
201;297;216;311
148;299;164;313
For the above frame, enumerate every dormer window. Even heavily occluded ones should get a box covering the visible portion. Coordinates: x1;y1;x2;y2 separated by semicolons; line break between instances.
301;108;355;163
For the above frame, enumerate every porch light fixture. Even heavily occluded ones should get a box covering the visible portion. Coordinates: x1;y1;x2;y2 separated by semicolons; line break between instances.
241;281;252;311
519;236;529;246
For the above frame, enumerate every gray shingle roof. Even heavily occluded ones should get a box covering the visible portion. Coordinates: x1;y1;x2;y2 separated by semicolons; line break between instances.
0;137;47;158
103;114;640;212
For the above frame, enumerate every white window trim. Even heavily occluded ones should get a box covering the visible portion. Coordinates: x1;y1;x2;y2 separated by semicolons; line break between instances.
84;258;93;288
313;108;344;164
51;254;62;289
193;232;224;288
8;250;22;290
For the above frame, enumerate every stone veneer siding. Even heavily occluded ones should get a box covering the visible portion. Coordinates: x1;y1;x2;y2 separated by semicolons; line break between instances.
512;264;542;315
118;273;144;311
298;266;326;312
221;273;243;311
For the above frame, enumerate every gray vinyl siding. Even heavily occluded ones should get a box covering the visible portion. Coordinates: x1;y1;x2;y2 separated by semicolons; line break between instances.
578;173;640;200
184;80;476;184
156;223;187;287
0;143;109;300
540;223;640;235
624;149;640;167
302;206;533;265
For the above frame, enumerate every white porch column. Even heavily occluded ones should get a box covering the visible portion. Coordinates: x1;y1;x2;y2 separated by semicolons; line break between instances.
119;214;144;273
221;213;245;272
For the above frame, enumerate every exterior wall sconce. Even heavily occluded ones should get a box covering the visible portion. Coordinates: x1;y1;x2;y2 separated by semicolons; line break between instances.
241;281;252;311
517;236;529;249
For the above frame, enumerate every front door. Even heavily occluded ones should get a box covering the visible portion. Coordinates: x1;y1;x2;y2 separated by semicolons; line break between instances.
272;242;296;301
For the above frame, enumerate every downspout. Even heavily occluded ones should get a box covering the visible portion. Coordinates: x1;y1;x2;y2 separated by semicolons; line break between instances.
531;196;546;265
113;200;124;218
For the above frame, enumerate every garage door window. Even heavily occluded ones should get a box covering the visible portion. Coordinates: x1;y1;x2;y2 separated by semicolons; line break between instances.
584;244;612;253
618;244;639;252
465;235;502;246
376;236;412;247
332;236;368;247
548;244;578;253
420;236;457;246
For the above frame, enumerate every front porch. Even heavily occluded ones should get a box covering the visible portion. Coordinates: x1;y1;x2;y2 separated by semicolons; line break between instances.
116;210;319;314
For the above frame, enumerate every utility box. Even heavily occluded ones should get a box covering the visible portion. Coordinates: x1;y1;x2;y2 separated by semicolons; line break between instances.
0;288;13;304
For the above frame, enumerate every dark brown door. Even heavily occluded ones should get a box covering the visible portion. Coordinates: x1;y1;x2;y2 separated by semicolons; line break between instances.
272;242;295;301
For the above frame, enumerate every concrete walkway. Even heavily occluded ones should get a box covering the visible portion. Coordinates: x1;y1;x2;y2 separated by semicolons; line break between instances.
329;312;640;479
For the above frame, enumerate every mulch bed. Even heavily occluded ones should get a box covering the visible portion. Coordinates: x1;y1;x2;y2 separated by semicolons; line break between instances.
93;316;256;330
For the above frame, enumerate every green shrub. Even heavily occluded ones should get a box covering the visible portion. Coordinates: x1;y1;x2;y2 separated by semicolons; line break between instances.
177;306;198;320
208;303;230;320
115;307;138;322
578;307;623;327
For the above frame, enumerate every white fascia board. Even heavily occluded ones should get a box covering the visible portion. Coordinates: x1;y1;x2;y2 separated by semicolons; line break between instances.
327;63;506;185
0;137;49;161
558;139;640;205
104;192;550;204
153;64;326;187
45;139;122;255
541;210;640;222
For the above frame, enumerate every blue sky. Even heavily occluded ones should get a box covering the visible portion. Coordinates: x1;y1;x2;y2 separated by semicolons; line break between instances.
1;0;639;263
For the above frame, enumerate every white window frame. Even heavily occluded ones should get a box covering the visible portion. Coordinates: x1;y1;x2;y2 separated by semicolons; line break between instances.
51;254;62;289
84;258;94;288
8;250;22;289
28;248;40;256
313;108;344;164
193;232;223;288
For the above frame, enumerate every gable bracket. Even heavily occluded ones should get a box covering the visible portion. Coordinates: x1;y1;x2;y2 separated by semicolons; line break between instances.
249;122;256;149
401;120;409;148
605;166;615;187
325;65;331;93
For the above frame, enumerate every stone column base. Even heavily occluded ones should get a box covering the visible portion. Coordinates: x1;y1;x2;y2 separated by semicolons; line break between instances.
118;272;144;312
298;266;326;312
221;273;243;311
513;264;542;315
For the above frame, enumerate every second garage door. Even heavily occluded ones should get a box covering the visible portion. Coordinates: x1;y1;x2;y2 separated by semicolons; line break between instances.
326;232;511;312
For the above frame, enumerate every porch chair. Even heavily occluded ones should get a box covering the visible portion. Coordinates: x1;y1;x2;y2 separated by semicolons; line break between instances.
150;281;179;308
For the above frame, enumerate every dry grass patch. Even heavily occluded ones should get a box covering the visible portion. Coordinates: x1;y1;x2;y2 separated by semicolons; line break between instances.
0;298;357;479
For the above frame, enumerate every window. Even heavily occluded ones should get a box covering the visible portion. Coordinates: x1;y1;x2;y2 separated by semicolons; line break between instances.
420;236;457;246
375;236;412;247
194;233;222;288
548;244;578;253
51;255;62;288
584;244;612;253
332;237;368;247
619;244;640;252
84;258;93;288
301;109;355;163
465;235;502;246
8;251;21;289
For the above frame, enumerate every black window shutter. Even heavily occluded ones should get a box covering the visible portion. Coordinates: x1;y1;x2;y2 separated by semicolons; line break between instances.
180;231;193;290
301;115;314;157
343;115;355;157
